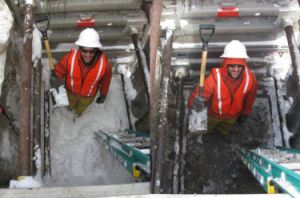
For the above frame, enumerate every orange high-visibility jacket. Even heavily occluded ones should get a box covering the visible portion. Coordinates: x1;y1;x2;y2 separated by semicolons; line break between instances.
65;49;107;97
188;58;258;119
210;67;253;115
55;49;112;98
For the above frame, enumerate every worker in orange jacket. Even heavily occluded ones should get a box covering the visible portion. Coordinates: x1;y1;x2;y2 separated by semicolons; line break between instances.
50;28;112;117
188;40;258;143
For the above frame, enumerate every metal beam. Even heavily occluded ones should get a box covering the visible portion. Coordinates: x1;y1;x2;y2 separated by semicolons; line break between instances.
153;29;174;194
131;32;150;104
121;74;133;130
141;2;151;24
39;14;147;29
284;23;300;100
20;0;143;14
172;75;184;194
18;2;33;178
149;0;163;107
32;59;41;176
169;7;280;18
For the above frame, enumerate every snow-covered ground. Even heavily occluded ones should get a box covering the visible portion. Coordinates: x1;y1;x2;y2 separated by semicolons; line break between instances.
43;76;136;187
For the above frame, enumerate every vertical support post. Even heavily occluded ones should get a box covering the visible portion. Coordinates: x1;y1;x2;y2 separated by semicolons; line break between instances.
172;74;185;194
131;31;150;104
153;29;174;194
120;74;133;130
32;59;41;176
149;0;163;107
18;3;33;178
284;22;300;99
44;90;51;176
141;1;151;24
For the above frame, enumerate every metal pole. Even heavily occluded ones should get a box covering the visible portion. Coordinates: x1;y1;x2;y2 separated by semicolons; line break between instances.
149;0;163;107
18;3;33;178
153;29;174;194
172;75;185;194
141;1;151;24
121;74;133;130
284;25;300;99
140;1;151;72
131;32;150;104
32;59;41;176
44;90;51;176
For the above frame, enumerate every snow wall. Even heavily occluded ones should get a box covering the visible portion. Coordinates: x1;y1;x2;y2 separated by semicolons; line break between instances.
0;0;14;96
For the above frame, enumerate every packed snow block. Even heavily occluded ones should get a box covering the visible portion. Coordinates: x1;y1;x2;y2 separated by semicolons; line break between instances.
49;85;69;108
188;109;208;133
0;1;13;96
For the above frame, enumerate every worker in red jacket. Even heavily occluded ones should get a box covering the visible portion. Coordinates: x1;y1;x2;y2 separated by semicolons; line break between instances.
50;28;112;116
188;40;258;143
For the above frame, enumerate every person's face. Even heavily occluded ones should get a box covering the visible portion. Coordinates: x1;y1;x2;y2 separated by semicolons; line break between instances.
227;64;244;80
80;47;97;64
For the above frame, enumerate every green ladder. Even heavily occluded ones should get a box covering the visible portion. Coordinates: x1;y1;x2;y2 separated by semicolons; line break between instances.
94;128;150;178
236;146;300;197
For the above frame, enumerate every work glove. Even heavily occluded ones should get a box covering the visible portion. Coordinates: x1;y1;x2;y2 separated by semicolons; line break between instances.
50;76;61;90
191;95;206;111
96;94;106;104
236;113;248;124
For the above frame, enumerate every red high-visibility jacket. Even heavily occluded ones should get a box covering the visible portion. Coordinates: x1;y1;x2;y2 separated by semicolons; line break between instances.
55;49;112;97
188;58;258;119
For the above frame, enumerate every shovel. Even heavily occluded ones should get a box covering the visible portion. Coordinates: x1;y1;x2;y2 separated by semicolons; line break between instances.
189;24;215;135
35;16;58;107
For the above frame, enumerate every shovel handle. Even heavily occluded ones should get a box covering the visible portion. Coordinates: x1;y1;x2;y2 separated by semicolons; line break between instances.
35;16;49;40
198;24;215;97
199;51;207;97
199;24;215;51
44;40;55;71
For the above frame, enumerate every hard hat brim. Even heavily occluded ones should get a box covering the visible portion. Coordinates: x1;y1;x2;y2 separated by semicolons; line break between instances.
220;54;249;58
75;40;102;48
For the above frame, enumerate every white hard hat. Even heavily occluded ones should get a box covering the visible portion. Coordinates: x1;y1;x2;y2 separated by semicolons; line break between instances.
75;28;102;48
220;40;249;58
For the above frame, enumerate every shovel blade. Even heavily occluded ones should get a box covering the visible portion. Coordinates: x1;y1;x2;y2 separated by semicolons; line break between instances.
188;108;208;134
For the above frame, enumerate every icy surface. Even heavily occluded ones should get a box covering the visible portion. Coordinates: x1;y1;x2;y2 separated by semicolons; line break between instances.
273;178;300;198
0;0;13;96
117;65;138;129
32;25;42;62
188;109;208;132
44;76;135;187
49;85;69;108
160;19;176;30
9;176;42;188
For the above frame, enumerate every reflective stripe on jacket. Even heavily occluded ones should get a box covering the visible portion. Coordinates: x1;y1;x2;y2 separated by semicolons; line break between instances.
66;49;106;97
211;67;253;115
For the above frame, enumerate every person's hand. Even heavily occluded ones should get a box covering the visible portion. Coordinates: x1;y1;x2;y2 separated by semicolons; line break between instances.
50;76;61;90
236;113;248;124
191;95;206;111
96;95;106;104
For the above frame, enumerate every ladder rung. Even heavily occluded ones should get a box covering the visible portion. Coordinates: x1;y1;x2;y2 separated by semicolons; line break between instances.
119;137;144;143
127;142;150;149
121;134;137;138
114;134;136;138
